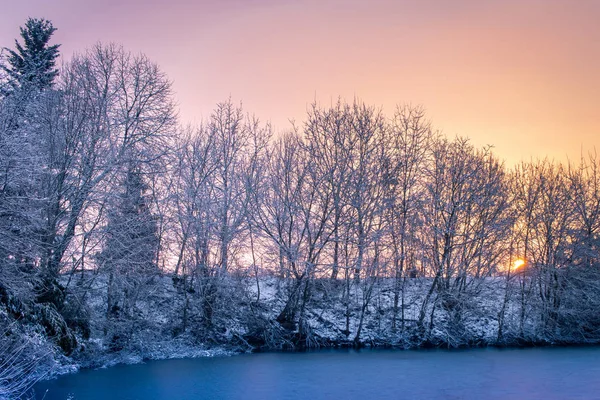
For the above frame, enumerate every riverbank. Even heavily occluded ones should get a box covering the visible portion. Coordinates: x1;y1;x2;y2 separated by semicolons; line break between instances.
4;271;599;399
40;273;600;376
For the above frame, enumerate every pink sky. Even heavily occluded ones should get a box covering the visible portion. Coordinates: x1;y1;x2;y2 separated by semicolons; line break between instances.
2;0;598;165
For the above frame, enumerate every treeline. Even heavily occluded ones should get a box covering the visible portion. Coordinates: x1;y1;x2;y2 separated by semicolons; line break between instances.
1;17;600;398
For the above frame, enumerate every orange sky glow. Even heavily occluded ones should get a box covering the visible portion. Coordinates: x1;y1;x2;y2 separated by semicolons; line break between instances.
2;0;598;166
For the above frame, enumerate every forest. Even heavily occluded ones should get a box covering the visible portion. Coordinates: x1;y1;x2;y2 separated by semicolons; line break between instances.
1;18;600;399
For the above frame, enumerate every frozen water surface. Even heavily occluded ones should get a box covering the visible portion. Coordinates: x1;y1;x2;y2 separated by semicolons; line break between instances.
35;347;600;400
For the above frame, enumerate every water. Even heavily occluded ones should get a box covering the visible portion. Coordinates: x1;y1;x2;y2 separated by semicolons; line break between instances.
35;347;600;399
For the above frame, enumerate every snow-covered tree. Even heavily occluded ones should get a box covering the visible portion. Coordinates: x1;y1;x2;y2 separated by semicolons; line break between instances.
417;138;512;344
1;18;60;95
102;167;160;318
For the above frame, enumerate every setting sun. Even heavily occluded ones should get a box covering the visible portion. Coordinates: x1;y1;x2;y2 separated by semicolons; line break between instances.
513;259;526;270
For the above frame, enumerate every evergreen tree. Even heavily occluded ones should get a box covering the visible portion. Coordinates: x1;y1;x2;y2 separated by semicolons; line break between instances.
1;18;60;94
102;167;160;317
0;19;60;295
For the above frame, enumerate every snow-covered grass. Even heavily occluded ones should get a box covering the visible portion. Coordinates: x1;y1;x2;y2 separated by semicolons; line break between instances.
241;275;510;348
18;269;599;390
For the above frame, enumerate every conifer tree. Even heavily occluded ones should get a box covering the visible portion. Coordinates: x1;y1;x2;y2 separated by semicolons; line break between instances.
1;18;60;94
103;166;160;317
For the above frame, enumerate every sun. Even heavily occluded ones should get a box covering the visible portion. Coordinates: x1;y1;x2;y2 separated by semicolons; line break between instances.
512;259;525;270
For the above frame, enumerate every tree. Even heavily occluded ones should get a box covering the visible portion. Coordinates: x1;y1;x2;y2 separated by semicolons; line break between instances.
1;18;60;94
209;101;269;275
344;101;389;344
561;154;600;341
567;154;600;270
253;133;309;329
9;43;176;351
252;130;333;346
168;101;269;336
386;105;433;333
170;125;217;334
417;138;511;345
302;100;353;281
102;167;159;318
0;19;61;286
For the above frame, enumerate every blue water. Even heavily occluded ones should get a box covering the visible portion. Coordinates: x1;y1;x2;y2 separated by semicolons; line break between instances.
34;347;600;399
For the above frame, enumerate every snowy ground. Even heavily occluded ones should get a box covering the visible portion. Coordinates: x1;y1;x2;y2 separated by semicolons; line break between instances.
29;271;576;384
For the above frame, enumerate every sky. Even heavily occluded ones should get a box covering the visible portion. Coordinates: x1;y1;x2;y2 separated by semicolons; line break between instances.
1;0;598;166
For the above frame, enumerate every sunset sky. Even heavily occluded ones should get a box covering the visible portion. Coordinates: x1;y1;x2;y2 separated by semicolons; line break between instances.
1;0;598;165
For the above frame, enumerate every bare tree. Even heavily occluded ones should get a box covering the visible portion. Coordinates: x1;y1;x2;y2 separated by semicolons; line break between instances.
253;133;310;329
385;105;433;333
303;100;353;281
169;125;217;333
417;138;511;345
